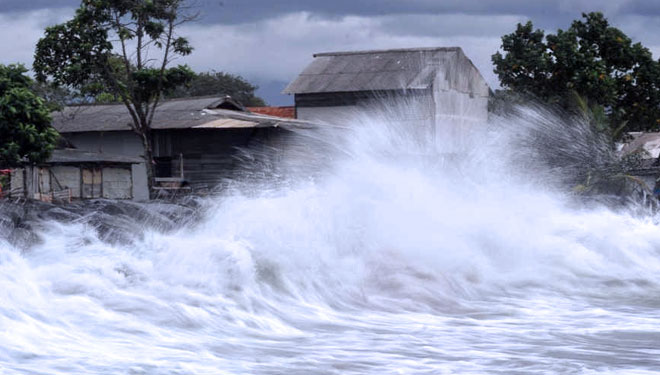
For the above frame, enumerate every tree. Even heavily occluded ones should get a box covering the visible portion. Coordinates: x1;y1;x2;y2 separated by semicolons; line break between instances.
0;64;59;168
33;0;196;188
31;81;78;112
492;12;660;133
168;71;267;106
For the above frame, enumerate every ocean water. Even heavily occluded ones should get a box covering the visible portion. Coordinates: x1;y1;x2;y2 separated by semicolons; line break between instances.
1;105;659;374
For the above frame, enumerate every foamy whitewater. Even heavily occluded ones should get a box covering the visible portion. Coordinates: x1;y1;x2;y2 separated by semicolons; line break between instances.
1;105;660;374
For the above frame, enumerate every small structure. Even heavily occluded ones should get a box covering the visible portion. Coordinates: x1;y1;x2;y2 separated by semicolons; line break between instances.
9;149;141;202
620;132;660;195
52;96;310;200
283;47;490;137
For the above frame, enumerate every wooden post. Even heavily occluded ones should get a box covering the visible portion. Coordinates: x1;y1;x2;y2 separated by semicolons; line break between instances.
179;152;184;179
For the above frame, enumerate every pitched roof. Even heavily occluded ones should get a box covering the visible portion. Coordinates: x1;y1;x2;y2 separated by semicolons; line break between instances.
246;106;295;118
283;47;489;96
52;97;309;133
48;149;142;164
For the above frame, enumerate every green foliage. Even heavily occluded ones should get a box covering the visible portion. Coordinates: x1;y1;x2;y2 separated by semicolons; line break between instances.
492;12;660;133
168;71;267;106
34;0;195;106
568;91;629;142
0;172;9;191
33;0;197;185
0;64;59;168
130;65;196;102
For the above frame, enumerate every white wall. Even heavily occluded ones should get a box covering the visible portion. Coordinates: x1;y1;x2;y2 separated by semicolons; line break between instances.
296;93;437;148
102;167;132;199
297;94;434;128
130;163;149;201
432;89;488;152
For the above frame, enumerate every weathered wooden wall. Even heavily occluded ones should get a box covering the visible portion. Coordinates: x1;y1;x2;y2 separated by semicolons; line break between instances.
50;166;81;197
153;128;291;189
65;131;148;201
10;165;133;201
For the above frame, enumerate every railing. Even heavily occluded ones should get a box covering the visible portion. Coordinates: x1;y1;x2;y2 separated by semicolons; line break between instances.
153;177;192;199
153;177;191;190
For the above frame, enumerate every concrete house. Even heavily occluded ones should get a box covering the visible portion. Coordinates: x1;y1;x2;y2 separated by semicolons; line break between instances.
283;47;490;138
50;96;308;200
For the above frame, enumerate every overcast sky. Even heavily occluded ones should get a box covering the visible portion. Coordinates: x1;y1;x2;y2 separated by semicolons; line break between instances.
1;0;659;105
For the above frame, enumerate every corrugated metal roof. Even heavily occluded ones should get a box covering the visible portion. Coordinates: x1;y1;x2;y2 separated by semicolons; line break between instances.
52;97;311;133
283;47;489;96
246;106;296;118
201;109;312;129
52;96;223;132
48;149;142;164
193;118;257;128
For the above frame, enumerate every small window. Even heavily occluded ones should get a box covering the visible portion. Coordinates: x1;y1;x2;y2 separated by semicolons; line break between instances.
154;157;173;178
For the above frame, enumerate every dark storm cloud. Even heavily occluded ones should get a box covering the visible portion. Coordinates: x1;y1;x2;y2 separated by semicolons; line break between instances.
3;0;659;25
0;0;77;13
192;0;660;25
2;0;659;105
622;1;660;14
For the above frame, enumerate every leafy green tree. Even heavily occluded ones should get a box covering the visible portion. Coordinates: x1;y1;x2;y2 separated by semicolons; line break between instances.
33;0;196;187
0;64;59;168
168;71;267;106
492;12;660;133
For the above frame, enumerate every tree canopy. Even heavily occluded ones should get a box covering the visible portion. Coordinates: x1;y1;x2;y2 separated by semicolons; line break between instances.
0;64;59;168
492;12;660;133
168;71;266;106
33;0;196;185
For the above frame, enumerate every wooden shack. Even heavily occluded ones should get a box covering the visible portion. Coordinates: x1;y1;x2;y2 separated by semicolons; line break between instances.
9;149;141;202
51;97;311;199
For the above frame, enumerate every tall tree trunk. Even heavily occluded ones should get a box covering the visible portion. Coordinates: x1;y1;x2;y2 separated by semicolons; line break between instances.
139;130;154;197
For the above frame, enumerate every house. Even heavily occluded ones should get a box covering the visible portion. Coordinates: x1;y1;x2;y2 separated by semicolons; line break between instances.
50;96;310;200
283;47;490;139
9;148;141;202
620;132;660;194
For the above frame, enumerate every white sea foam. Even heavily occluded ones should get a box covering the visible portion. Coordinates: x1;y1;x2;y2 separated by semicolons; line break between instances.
1;104;659;374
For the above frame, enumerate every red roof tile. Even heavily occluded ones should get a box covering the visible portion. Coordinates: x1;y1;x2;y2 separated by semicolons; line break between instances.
247;106;295;119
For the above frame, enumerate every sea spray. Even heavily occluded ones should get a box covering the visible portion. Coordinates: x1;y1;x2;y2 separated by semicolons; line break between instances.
1;104;660;374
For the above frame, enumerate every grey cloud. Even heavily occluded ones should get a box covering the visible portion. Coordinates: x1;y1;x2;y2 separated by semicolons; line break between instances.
192;0;660;25
176;12;506;103
3;0;660;25
2;0;660;105
0;0;77;13
378;14;527;38
0;8;73;66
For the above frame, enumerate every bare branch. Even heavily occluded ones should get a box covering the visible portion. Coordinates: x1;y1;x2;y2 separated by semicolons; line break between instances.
146;5;176;128
113;10;133;78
